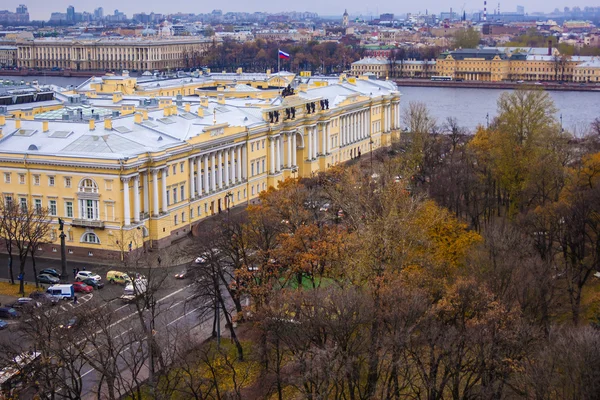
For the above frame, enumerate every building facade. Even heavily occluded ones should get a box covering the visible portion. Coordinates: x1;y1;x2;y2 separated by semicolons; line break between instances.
352;48;600;82
16;37;212;71
0;46;17;67
0;74;401;260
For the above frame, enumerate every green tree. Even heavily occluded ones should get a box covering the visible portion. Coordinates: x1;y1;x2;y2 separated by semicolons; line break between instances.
452;27;481;49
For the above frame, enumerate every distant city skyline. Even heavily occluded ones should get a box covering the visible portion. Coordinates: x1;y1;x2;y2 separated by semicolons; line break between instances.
2;0;599;21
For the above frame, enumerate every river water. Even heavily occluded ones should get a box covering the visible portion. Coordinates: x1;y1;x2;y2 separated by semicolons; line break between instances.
2;75;597;136
399;86;599;136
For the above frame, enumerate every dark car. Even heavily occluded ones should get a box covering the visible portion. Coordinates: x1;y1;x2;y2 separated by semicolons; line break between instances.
174;269;190;279
0;308;19;319
38;274;59;284
59;317;79;330
39;268;60;278
80;278;104;289
29;291;60;305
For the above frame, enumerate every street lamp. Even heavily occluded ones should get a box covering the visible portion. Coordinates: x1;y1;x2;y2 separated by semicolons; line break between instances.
225;191;234;213
486;113;489;128
58;218;68;283
560;114;563;132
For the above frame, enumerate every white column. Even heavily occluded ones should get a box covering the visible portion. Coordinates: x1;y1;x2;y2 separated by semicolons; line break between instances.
276;136;281;172
286;134;292;167
123;177;131;226
359;112;363;139
354;113;358;142
236;146;242;182
204;155;210;193
307;128;313;160
230;147;236;183
210;152;216;191
196;156;202;196
292;133;297;166
189;158;195;198
218;151;223;189
313;127;318;158
325;123;330;154
241;145;247;180
280;135;284;169
269;138;275;174
143;172;149;214
341;116;345;146
133;175;140;223
161;168;168;213
152;170;159;216
321;124;326;155
224;149;230;186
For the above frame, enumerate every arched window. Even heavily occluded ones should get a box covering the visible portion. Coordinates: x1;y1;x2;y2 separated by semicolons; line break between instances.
78;178;98;193
81;232;100;244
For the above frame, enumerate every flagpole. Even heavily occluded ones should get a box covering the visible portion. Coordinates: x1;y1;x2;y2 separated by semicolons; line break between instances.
278;48;280;73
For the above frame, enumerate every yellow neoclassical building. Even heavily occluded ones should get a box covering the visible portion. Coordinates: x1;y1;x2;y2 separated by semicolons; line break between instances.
16;37;212;71
0;73;401;260
352;47;600;82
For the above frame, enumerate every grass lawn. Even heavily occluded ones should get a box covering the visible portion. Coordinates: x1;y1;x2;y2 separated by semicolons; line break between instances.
0;281;34;297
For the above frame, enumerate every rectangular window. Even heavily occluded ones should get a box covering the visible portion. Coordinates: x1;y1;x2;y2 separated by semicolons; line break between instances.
180;162;184;173
64;177;71;188
198;205;201;215
20;197;27;211
48;176;55;186
85;200;97;219
49;200;57;216
174;215;178;225
244;188;247;198
19;174;25;184
251;143;254;152
262;160;265;173
166;190;170;206
251;163;255;176
180;185;185;201
251;186;255;195
262;140;265;149
173;187;177;203
5;196;12;207
204;203;208;213
181;211;185;222
4;173;10;183
65;201;73;218
172;165;177;175
190;208;194;219
33;175;40;186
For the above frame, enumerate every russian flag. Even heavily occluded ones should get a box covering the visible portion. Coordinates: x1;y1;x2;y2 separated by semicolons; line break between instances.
278;50;290;59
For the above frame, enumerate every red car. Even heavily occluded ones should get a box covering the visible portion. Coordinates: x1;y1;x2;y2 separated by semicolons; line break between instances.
72;282;93;293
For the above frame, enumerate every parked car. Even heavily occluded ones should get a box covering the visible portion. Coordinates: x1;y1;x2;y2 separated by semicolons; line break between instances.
0;319;7;330
29;291;60;305
195;249;220;264
39;268;60;278
80;278;104;289
75;271;101;282
38;274;59;284
106;271;130;285
72;282;93;293
0;308;19;319
319;203;330;212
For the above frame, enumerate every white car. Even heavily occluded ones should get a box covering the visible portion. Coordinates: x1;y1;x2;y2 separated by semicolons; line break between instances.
195;249;220;264
75;271;101;282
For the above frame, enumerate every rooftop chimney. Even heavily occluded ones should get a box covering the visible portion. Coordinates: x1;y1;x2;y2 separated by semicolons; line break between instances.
89;119;96;131
15;119;21;129
42;121;49;132
134;113;143;124
104;118;113;130
0;115;5;126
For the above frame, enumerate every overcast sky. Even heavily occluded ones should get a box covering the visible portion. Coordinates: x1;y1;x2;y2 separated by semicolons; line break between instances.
3;0;594;20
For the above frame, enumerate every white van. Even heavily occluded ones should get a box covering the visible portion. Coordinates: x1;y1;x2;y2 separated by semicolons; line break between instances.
46;284;74;300
123;279;147;297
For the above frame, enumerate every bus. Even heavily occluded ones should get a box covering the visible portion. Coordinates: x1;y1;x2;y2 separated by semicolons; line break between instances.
431;76;453;81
